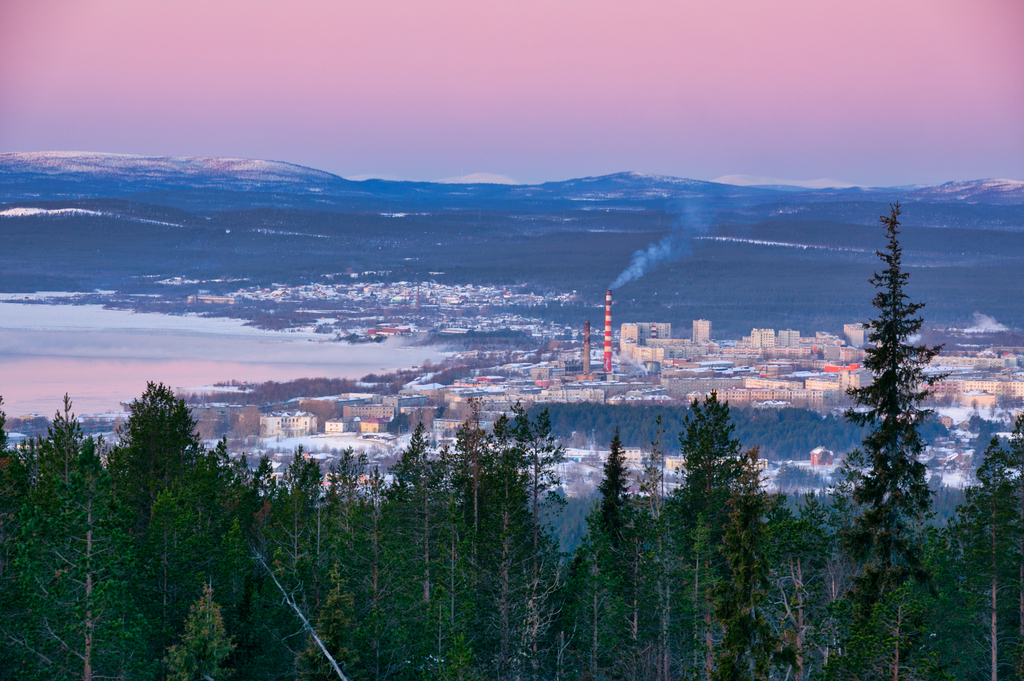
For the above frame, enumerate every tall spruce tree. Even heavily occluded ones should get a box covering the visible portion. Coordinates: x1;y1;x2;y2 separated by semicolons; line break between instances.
828;203;946;681
844;203;940;613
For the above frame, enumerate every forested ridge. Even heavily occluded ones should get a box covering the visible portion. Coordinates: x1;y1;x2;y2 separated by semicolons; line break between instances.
4;205;1024;680
532;403;950;460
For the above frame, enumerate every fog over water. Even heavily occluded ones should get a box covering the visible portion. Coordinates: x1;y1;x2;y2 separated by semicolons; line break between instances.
0;303;447;416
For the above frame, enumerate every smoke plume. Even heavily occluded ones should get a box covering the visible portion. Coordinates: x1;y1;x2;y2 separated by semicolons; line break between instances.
608;204;708;290
609;235;687;289
964;313;1008;333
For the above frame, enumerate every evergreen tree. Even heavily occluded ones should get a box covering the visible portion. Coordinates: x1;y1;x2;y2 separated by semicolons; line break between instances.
141;439;249;668
766;493;839;681
956;437;1017;681
672;392;743;679
384;423;442;669
165;584;235;681
1005;413;1024;675
0;395;34;677
477;414;532;680
12;407;150;680
713;449;789;681
597;427;628;546
430;442;478;679
829;203;946;681
844;203;941;614
637;415;677;681
512;405;565;678
676;393;742;522
296;564;358;680
107;382;204;534
38;395;83;487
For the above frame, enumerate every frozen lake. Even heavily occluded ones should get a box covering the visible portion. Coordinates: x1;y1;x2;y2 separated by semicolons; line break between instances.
0;302;446;416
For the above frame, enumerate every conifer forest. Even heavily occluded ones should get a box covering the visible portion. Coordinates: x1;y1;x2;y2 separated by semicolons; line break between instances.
5;206;1024;681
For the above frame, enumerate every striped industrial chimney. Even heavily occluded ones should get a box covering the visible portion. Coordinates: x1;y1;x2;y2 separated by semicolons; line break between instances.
583;320;591;375
603;290;612;373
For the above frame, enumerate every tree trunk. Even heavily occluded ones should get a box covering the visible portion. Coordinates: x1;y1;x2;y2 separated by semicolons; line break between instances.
993;504;999;681
662;579;671;681
1015;456;1024;665
790;557;805;681
424;486;430;603
993;573;999;681
499;512;512;680
84;476;94;681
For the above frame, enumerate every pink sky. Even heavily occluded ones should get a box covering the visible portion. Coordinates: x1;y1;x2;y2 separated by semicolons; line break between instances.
0;0;1021;185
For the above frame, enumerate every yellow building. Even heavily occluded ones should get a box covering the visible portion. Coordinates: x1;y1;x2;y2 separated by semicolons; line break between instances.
359;418;388;433
960;391;998;409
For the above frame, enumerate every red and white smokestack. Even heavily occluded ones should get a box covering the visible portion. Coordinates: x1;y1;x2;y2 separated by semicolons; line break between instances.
583;320;591;375
603;290;612;373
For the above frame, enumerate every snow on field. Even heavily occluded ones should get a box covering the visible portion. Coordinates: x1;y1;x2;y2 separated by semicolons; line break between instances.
0;206;182;227
0;292;91;300
259;432;409;455
695;236;870;254
0;207;103;218
934;405;1015;425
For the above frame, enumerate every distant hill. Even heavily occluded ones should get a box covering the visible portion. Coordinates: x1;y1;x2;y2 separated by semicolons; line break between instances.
4;152;1020;212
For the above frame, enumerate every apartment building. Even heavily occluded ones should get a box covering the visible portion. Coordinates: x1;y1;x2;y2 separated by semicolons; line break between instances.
805;376;841;391
777;329;801;347
744;377;805;391
621;322;672;345
844;323;866;347
692;319;711;344
622;344;665;363
325;418;359;433
750;328;777;348
719;387;830;410
537;388;606;403
342;403;396;419
824;346;865;363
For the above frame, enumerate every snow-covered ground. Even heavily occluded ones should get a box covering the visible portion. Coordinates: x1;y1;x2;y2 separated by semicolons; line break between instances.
934;405;1016;425
257;431;409;455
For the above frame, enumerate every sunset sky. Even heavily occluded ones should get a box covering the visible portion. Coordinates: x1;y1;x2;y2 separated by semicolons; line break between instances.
1;0;1021;185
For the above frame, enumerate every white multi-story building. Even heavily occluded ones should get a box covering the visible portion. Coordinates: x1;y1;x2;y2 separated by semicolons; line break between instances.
260;411;318;437
778;329;801;347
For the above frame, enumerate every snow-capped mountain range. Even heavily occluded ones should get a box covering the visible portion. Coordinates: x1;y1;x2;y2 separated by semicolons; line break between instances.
1;152;1021;209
